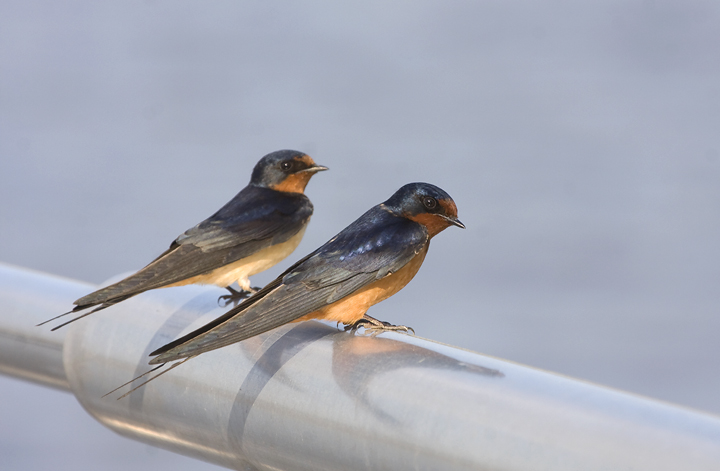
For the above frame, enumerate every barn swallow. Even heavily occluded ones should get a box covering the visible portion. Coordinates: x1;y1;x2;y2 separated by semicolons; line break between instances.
148;182;464;365
41;149;327;330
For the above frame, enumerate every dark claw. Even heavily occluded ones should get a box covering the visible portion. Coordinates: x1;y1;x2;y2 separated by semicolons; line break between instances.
217;286;252;308
365;322;414;335
343;317;415;336
344;318;370;332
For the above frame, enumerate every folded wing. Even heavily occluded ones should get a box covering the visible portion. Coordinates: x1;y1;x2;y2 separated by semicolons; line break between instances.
74;186;313;310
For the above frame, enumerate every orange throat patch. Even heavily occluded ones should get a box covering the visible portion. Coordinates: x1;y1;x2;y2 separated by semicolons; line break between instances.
270;155;320;194
406;213;451;238
271;172;313;194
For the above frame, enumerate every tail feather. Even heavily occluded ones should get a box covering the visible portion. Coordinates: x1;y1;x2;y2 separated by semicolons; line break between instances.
39;293;136;330
72;244;184;308
73;273;157;307
36;306;84;327
114;357;195;400
39;242;206;330
102;363;167;398
49;297;132;331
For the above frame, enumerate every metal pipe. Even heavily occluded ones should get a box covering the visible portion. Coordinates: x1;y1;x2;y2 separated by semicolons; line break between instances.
1;261;720;471
0;263;92;391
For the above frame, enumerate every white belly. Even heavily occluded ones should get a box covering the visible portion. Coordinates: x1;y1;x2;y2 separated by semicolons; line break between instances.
168;225;307;290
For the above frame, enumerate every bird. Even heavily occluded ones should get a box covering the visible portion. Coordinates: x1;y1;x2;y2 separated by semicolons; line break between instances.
40;149;328;330
148;182;464;366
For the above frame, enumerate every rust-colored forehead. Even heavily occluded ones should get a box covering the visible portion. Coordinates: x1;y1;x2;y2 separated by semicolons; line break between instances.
439;198;458;217
294;154;315;166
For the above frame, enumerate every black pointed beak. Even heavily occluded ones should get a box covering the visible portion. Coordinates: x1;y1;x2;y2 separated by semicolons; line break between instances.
300;164;329;174
442;215;466;229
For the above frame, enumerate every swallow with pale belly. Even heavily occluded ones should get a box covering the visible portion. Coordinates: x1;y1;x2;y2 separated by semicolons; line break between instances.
41;149;327;330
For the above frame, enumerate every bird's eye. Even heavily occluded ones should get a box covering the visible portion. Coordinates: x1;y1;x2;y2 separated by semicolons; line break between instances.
423;196;437;210
281;161;293;171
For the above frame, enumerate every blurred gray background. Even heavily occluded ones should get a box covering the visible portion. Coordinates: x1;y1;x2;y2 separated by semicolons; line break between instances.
1;1;719;469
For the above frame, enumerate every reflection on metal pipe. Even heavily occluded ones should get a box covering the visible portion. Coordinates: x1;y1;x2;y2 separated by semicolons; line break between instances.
2;262;720;470
0;263;93;391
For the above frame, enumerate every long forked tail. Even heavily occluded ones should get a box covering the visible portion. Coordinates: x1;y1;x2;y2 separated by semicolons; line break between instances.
103;356;196;400
39;259;175;330
38;242;192;329
37;294;135;330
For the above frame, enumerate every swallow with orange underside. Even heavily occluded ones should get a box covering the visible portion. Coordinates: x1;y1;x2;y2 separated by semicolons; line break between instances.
148;182;465;366
41;149;327;330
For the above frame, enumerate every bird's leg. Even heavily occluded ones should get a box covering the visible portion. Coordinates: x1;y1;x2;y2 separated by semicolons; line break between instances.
217;285;254;307
344;314;415;336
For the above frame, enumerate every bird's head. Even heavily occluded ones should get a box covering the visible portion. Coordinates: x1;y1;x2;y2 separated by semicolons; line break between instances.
251;150;328;193
384;182;465;237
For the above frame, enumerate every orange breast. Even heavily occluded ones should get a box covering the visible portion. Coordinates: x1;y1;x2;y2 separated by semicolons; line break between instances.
294;244;429;325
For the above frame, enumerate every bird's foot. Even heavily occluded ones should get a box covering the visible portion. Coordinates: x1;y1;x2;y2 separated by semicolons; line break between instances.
344;315;415;336
218;286;254;307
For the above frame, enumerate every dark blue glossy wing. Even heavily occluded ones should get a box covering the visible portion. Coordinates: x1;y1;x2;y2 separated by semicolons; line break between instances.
283;205;427;286
150;206;429;363
177;185;312;251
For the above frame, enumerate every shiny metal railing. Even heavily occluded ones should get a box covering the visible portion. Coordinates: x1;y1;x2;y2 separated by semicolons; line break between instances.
1;262;720;471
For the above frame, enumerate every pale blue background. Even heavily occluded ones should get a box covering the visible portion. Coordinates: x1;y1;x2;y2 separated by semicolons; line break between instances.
1;1;719;469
